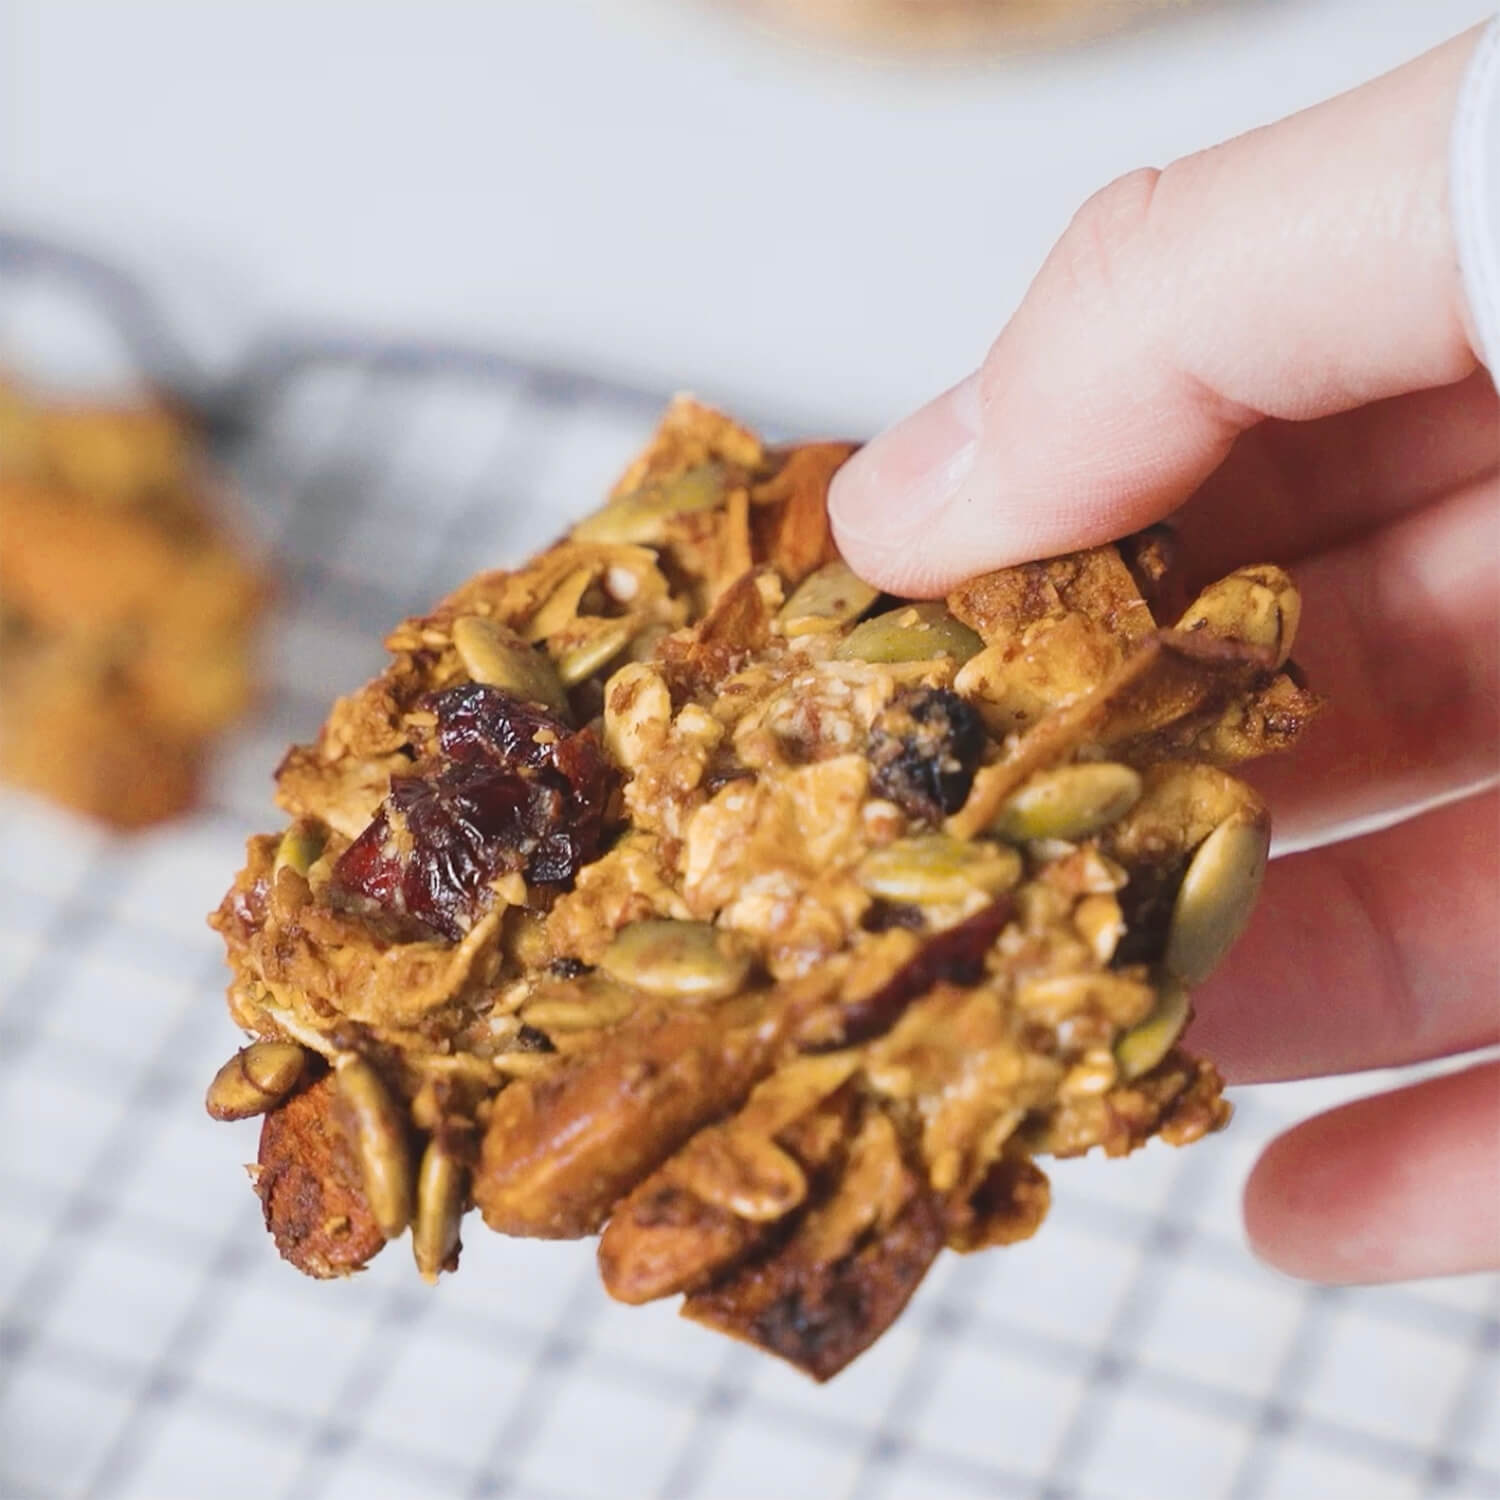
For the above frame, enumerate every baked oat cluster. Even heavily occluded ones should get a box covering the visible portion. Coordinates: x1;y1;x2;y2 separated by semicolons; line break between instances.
208;399;1318;1378
0;377;263;827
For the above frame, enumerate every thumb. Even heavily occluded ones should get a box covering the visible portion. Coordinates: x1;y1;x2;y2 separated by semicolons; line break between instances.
829;25;1483;594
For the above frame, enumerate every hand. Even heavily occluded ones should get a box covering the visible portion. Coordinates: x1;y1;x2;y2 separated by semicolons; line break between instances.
829;25;1500;1284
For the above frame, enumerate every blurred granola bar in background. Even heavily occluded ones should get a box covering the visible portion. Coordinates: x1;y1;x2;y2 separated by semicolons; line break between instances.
0;376;265;827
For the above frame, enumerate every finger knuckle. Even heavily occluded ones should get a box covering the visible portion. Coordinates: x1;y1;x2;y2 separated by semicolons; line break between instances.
1053;166;1165;313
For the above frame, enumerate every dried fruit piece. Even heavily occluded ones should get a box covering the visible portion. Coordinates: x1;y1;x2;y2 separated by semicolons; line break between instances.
331;685;616;939
208;400;1317;1378
868;686;986;822
804;898;1015;1051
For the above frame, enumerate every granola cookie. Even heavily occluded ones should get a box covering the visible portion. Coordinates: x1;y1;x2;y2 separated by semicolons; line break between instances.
208;399;1318;1378
0;377;264;827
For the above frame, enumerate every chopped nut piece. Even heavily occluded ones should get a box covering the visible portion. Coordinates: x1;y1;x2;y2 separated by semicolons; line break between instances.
255;1075;385;1279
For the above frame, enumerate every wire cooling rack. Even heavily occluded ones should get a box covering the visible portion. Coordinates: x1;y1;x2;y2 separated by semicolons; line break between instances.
2;275;1500;1500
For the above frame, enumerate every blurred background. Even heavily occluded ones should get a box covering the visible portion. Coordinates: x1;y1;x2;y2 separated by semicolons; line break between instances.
2;2;1498;1498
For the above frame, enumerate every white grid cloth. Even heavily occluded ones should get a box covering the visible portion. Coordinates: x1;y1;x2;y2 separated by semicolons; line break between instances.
2;356;1498;1500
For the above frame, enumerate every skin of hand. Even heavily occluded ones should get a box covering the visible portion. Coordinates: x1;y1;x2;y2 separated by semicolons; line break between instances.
829;25;1500;1285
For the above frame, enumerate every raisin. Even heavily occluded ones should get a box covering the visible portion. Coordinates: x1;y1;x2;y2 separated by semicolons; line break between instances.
867;687;986;823
861;901;926;933
332;685;617;941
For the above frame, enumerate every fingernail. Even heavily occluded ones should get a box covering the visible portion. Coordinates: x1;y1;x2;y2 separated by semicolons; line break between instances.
829;370;981;546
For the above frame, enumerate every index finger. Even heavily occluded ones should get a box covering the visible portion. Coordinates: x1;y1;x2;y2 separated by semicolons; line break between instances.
829;25;1489;595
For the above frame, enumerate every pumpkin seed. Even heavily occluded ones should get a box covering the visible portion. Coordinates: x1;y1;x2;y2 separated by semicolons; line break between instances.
412;1137;465;1283
572;463;725;544
333;1054;414;1241
834;602;983;665
204;1041;308;1121
991;762;1142;843
526;566;596;641
451;614;571;715
555;617;635;686
1177;565;1301;668
1165;815;1270;984
1114;975;1192;1079
777;560;880;636
597;919;752;1001
856;834;1021;906
273;822;325;879
521;979;639;1032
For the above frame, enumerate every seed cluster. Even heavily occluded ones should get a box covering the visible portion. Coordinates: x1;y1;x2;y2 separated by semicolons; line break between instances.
208;399;1319;1379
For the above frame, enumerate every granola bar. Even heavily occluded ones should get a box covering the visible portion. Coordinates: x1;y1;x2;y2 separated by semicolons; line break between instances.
0;377;264;827
207;399;1318;1378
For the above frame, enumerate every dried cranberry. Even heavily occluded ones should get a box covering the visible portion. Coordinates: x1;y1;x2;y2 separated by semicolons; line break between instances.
805;896;1014;1052
868;687;986;823
434;683;568;771
332;685;617;941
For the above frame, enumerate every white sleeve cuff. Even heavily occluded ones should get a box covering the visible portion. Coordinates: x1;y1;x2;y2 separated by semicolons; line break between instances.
1453;13;1500;374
